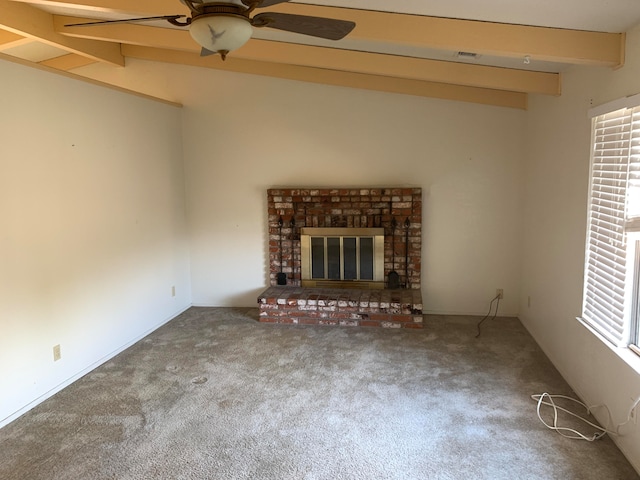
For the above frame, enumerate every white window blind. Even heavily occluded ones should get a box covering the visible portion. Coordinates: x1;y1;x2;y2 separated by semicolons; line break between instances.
628;109;640;223
583;108;633;346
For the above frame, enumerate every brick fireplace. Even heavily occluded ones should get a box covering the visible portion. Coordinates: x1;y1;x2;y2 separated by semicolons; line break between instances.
257;187;423;328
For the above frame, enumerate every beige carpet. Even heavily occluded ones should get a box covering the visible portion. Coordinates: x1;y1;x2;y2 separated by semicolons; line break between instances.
1;307;637;479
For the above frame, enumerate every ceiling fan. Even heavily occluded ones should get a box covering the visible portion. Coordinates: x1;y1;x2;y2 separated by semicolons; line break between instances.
64;0;356;60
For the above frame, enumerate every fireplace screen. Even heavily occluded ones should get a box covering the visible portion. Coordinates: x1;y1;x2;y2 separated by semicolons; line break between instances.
301;228;384;288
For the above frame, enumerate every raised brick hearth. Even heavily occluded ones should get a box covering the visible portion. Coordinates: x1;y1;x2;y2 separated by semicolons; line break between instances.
258;286;423;328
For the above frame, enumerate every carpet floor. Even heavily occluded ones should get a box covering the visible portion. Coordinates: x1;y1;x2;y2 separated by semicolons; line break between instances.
1;307;638;479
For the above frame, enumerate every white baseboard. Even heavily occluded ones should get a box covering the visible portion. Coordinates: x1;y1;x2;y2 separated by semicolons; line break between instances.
423;310;519;317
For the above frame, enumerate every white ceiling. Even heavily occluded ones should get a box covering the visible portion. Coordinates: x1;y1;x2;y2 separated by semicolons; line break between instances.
295;0;640;32
30;0;640;32
2;0;640;109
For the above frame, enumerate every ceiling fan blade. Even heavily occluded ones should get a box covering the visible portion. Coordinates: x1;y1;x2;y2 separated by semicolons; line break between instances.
252;12;355;40
64;15;186;27
242;0;291;7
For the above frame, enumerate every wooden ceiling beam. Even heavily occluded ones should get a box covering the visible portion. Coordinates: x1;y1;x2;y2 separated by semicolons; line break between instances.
0;29;27;47
0;50;180;105
33;0;625;67
55;18;560;95
236;41;560;95
122;44;528;110
8;0;185;16
39;52;97;70
268;3;624;68
54;15;193;50
0;0;124;66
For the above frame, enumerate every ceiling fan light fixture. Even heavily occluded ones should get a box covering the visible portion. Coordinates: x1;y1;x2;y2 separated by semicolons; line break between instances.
189;14;253;58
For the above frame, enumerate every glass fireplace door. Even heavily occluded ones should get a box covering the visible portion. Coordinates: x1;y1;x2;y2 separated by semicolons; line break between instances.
301;228;384;288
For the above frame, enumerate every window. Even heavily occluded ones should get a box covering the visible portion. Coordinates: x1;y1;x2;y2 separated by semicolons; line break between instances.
582;96;640;353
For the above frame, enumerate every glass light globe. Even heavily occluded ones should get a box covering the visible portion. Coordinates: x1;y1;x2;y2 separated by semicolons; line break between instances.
189;14;253;58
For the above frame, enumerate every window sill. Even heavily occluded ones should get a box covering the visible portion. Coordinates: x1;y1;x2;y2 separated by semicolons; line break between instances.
576;316;640;376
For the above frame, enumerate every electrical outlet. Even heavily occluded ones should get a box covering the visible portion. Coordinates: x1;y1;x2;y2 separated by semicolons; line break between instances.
496;289;504;299
171;286;176;297
53;344;61;362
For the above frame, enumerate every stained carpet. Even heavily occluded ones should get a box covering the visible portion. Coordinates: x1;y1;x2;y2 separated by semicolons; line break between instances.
1;307;637;479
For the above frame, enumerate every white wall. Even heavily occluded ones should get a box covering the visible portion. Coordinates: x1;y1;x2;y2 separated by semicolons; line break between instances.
0;60;192;426
0;53;525;427
521;27;640;471
176;68;525;315
74;59;525;315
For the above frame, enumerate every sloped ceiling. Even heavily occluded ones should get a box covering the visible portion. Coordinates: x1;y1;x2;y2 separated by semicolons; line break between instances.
1;0;640;109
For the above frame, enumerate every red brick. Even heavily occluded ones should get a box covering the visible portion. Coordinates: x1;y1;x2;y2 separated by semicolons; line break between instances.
259;317;278;323
360;321;381;328
299;318;320;325
391;315;413;323
403;323;424;329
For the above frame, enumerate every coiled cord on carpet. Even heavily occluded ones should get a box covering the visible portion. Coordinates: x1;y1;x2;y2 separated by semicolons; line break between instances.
531;393;640;441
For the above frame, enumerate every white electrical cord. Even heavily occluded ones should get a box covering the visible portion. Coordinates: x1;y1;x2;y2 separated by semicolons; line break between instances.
531;393;640;441
532;393;610;441
615;395;640;434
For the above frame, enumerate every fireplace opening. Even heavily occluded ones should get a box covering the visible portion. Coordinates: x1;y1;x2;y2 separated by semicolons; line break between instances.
300;227;384;289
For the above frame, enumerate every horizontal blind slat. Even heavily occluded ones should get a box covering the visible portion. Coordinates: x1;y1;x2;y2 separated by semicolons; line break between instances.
584;298;625;328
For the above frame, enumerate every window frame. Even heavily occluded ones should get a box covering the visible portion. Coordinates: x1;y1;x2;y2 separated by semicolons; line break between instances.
630;238;640;351
581;94;640;356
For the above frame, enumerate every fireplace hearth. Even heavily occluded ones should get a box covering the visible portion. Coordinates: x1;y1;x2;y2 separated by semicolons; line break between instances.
258;286;423;328
258;187;423;328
